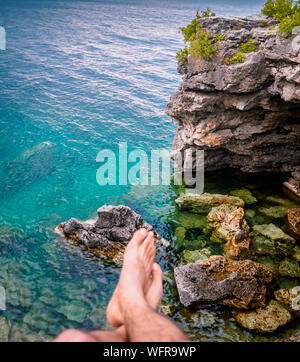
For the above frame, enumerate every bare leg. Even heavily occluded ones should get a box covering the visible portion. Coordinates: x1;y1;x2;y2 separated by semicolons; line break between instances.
107;229;190;342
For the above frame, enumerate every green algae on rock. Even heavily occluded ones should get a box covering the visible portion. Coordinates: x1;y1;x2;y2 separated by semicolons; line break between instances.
181;248;212;264
178;212;207;229
259;206;288;219
279;259;300;278
274;288;300;318
233;300;292;333
230;189;257;204
175;193;244;214
252;224;295;256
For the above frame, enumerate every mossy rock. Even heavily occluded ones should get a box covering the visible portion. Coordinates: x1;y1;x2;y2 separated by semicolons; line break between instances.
259;206;288;219
279;259;300;278
245;209;256;219
265;196;298;208
174;227;186;245
178;212;207;229
176;193;244;214
230;189;257;204
233;300;292;333
181;248;212;264
252;224;295;257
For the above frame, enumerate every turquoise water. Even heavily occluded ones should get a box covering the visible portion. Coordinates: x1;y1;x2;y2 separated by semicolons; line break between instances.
2;0;291;341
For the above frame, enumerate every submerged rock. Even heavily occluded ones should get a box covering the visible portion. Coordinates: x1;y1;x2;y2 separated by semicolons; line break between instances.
0;141;56;198
174;255;275;309
9;326;50;342
175;193;244;214
0;317;11;342
274;288;300;318
251;224;295;257
276;333;300;342
230;189;257;205
278;258;300;278
56;205;169;262
207;204;250;259
233;300;292;333
178;212;207;229
58;300;92;323
286;208;300;240
181;248;212;264
259;206;288;219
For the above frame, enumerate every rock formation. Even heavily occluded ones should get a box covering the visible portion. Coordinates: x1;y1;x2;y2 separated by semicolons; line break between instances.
166;15;300;183
233;300;292;333
174;255;276;309
56;205;169;263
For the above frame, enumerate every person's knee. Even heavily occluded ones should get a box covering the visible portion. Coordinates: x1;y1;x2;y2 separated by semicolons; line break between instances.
55;328;96;342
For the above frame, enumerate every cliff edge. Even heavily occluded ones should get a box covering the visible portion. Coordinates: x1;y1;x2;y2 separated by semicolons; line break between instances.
166;14;300;187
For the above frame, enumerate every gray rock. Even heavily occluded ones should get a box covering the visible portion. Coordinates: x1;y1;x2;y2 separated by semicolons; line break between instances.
174;255;275;309
56;205;169;262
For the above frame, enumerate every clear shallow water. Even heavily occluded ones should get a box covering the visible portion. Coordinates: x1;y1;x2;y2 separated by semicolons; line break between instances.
2;0;298;341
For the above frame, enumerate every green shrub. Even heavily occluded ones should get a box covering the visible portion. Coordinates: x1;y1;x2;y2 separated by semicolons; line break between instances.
189;30;217;60
176;9;218;63
176;47;188;63
213;33;226;42
262;0;296;20
261;0;300;35
278;8;300;34
226;52;245;64
179;8;216;43
240;38;257;52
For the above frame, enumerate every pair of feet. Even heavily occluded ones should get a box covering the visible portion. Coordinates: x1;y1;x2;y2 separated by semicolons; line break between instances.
106;228;163;327
55;228;163;341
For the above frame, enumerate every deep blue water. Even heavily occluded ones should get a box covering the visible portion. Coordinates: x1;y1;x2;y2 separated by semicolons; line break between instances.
0;0;272;341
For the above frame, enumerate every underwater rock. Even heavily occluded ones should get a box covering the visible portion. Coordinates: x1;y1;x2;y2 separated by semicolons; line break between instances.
293;246;300;262
259;206;288;219
56;205;169;262
251;224;295;257
233;300;292;333
175;193;244;214
178;212;207;229
278;258;300;278
230;189;257;205
0;317;11;342
181;248;212;264
88;305;108;328
286;208;300;240
274;288;300;318
276;333;300;342
166;15;300;175
9;326;50;342
159;303;176;317
283;177;300;203
174;227;186;245
58;300;92;323
174;255;275;309
0;141;56;198
207;204;250;259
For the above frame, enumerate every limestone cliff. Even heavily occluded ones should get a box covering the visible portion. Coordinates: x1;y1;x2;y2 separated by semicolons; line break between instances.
166;15;300;185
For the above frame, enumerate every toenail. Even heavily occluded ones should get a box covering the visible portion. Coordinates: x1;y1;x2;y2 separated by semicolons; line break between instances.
140;228;147;235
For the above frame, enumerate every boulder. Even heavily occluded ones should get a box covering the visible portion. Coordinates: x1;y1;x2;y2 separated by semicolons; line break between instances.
274;288;300;318
207;204;250;259
230;189;257;205
251;224;295;257
278;258;300;278
56;205;169;262
175;193;244;214
233;300;292;333
286;208;300;240
174;255;275;309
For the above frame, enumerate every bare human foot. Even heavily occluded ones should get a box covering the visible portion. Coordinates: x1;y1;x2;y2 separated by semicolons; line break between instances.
106;228;162;327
